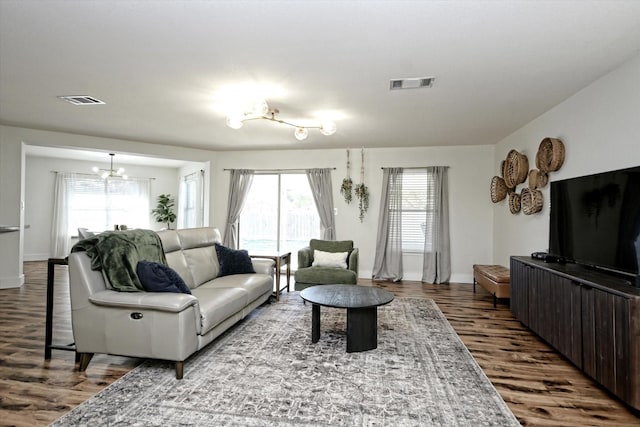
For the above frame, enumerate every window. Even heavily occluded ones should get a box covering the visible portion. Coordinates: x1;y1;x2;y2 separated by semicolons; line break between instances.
178;170;204;228
66;175;151;234
395;169;435;252
239;173;320;259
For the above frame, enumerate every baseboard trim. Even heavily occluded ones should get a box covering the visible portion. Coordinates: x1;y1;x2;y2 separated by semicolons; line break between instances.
365;273;474;284
0;274;25;289
24;253;50;262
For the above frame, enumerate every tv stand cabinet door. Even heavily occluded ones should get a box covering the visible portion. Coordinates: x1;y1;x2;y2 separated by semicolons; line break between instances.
510;258;530;325
510;258;581;365
581;286;630;402
553;277;582;368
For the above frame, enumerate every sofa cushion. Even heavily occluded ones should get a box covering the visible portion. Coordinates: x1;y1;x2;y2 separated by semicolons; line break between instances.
164;250;196;288
136;261;192;294
157;229;182;253
295;266;357;285
312;250;348;268
201;273;273;302
158;228;223;289
190;287;249;334
177;227;222;249
215;244;255;277
183;246;219;287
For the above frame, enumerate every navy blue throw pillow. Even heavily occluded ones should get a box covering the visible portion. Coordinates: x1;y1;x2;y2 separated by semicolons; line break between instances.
215;243;255;277
136;261;191;294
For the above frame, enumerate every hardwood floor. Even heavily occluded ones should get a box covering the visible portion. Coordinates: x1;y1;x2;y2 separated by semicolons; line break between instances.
0;261;638;426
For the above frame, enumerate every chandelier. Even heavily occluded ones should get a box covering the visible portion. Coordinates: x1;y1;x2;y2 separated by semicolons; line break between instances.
225;100;337;141
92;153;128;179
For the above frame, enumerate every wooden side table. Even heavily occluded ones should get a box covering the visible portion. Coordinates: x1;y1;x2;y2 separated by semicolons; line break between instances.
45;257;77;360
250;252;291;300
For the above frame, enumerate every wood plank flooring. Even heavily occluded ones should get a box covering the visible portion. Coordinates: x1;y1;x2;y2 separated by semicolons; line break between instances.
0;261;638;426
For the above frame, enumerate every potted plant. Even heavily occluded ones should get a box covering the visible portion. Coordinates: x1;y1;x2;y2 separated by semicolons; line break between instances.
152;193;177;229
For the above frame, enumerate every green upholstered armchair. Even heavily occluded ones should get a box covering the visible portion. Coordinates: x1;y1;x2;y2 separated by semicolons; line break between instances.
294;239;359;291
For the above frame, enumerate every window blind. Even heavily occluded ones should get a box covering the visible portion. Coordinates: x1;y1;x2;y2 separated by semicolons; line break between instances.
392;169;435;252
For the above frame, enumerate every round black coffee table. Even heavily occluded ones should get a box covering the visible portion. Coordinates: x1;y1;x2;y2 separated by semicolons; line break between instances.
300;284;394;352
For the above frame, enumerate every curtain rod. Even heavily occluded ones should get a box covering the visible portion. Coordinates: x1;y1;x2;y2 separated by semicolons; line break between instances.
380;166;450;169
223;168;336;173
183;169;205;179
50;171;156;180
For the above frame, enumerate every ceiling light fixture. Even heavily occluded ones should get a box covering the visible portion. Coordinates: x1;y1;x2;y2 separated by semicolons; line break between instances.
92;153;128;179
225;100;337;141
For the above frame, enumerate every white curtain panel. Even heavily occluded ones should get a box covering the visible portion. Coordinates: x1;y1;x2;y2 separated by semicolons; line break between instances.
50;172;72;258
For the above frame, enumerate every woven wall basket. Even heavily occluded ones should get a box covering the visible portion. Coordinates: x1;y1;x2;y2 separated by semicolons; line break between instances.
521;188;544;215
536;137;565;172
504;149;529;189
509;191;521;214
490;176;508;203
527;169;548;190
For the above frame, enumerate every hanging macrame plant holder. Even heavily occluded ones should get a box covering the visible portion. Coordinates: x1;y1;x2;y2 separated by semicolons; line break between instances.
354;148;369;222
340;149;353;204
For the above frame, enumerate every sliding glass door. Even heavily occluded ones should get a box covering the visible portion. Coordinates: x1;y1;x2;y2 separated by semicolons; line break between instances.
239;173;320;265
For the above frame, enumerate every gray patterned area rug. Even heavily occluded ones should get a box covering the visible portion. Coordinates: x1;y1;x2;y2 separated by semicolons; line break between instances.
51;293;520;426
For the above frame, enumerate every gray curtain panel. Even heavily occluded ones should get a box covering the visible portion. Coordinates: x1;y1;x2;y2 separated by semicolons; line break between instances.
372;167;403;281
306;168;336;240
223;169;254;248
422;166;451;284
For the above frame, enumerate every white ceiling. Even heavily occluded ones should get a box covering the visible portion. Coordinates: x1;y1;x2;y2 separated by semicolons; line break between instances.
1;1;640;153
23;145;190;168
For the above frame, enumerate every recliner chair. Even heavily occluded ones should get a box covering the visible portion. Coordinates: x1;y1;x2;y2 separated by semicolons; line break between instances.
294;239;358;291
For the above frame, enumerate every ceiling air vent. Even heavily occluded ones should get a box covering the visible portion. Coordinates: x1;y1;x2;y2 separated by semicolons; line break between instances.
389;77;435;90
58;95;106;105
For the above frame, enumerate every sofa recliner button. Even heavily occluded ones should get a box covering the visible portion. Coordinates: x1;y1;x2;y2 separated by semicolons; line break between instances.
130;312;143;320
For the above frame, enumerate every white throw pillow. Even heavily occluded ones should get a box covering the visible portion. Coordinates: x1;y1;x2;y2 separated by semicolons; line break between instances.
312;249;348;268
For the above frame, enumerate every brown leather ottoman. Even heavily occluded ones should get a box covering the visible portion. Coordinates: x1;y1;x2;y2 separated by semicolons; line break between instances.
473;264;510;307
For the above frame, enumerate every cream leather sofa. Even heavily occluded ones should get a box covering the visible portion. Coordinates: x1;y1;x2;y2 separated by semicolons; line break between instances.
68;227;274;379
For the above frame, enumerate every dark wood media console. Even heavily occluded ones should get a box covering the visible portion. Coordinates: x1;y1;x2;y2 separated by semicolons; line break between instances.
510;256;640;411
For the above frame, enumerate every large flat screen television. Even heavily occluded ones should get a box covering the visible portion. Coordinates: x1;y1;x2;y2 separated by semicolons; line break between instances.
549;165;640;282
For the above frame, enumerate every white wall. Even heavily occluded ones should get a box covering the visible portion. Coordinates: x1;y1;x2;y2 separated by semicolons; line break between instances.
0;125;219;287
493;53;640;266
23;156;182;261
0;136;25;288
213;145;494;283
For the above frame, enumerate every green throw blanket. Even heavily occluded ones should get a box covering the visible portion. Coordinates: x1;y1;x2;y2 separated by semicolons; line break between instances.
70;229;166;292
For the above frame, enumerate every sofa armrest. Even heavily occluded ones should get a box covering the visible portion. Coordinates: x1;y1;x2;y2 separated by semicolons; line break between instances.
89;290;198;313
251;258;275;276
349;248;359;275
298;246;312;268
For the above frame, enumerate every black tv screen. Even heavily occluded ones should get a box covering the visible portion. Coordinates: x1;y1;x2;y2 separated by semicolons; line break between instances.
549;165;640;277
